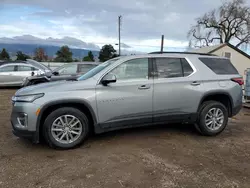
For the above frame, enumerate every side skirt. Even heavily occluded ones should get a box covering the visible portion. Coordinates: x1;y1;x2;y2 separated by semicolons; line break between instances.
94;113;198;134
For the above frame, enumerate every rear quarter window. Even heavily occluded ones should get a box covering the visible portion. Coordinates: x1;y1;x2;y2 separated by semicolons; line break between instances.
199;58;239;75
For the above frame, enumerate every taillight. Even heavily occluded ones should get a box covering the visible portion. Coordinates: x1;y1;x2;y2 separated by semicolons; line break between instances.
231;77;244;85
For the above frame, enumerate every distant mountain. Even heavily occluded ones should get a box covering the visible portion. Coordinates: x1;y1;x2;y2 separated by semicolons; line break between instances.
0;35;145;59
0;43;99;60
0;35;100;50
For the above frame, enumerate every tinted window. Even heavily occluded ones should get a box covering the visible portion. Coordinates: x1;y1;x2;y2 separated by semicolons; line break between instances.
31;67;39;71
18;65;33;71
0;65;15;72
78;64;97;73
155;58;183;78
78;58;119;81
199;58;238;75
181;59;194;76
110;58;148;80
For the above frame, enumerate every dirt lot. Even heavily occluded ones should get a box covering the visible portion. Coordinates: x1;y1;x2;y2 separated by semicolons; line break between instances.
1;89;250;188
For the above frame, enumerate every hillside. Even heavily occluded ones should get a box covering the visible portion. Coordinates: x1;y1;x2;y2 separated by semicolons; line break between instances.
0;43;99;60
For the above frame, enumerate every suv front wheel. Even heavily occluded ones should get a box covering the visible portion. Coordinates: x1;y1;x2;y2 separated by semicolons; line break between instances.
43;107;90;149
196;101;228;136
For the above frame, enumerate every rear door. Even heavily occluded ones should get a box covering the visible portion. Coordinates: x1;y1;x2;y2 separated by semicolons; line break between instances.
152;57;203;124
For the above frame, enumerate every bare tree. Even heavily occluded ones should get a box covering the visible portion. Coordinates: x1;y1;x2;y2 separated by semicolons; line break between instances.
188;0;250;48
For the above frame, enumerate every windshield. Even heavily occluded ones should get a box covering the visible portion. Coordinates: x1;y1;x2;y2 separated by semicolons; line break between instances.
26;59;51;71
78;58;119;81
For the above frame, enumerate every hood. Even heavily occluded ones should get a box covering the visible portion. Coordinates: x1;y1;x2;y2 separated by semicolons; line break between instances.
15;79;95;96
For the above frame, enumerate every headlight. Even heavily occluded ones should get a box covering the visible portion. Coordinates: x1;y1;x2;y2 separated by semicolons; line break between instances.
12;93;44;102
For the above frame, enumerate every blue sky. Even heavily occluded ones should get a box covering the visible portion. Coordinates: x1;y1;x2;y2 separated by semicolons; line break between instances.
0;4;50;25
0;0;250;53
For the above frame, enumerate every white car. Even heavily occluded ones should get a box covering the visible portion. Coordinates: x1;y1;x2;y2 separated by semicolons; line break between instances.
0;59;49;87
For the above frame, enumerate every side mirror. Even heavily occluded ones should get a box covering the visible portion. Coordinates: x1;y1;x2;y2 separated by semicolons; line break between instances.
101;73;117;86
31;71;35;76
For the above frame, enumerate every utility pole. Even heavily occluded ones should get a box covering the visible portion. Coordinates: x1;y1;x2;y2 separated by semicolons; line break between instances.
118;15;122;56
161;35;164;53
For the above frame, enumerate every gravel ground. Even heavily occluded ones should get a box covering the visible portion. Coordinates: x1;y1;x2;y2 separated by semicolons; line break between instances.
0;89;250;188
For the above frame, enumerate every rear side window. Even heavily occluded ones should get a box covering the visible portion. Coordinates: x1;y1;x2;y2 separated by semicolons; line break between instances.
155;58;183;78
154;58;194;78
199;58;238;75
181;59;194;76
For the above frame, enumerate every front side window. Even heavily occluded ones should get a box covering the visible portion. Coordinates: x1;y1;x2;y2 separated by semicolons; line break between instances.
154;58;183;78
0;65;16;72
78;64;97;74
110;58;149;80
78;58;120;81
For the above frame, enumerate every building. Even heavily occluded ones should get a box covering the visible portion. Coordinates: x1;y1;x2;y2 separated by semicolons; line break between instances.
189;43;250;84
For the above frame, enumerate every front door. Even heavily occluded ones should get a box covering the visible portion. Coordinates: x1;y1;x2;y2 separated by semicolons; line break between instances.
153;57;203;123
96;58;153;129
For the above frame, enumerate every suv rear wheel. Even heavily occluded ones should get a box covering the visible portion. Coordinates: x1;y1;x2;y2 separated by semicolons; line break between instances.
43;107;89;149
196;101;228;136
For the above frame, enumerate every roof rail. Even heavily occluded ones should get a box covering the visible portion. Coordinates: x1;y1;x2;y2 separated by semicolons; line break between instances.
148;51;217;56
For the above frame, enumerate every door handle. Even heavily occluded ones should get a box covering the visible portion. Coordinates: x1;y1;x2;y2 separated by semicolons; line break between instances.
191;81;200;86
138;85;151;90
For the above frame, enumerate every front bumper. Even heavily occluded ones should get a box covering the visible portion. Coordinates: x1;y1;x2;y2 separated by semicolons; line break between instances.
12;122;36;140
11;101;41;143
232;103;242;117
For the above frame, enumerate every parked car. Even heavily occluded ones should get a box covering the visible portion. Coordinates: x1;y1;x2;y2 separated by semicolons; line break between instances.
22;62;99;86
11;53;243;149
0;59;50;87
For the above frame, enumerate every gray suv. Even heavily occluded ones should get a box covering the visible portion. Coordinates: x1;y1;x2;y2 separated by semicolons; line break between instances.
11;52;243;149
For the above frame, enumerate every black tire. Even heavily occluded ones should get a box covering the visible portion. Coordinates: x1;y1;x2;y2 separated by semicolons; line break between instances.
43;107;89;149
196;101;228;136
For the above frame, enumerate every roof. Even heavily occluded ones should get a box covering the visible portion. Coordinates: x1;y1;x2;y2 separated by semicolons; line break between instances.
0;61;27;67
189;43;250;60
148;51;216;56
117;53;220;61
0;62;33;67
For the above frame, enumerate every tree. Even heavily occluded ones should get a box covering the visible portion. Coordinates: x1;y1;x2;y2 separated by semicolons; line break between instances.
83;56;92;61
88;51;94;61
16;51;30;61
98;44;117;62
0;48;10;60
188;0;250;48
34;47;48;62
55;46;73;62
83;51;95;62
